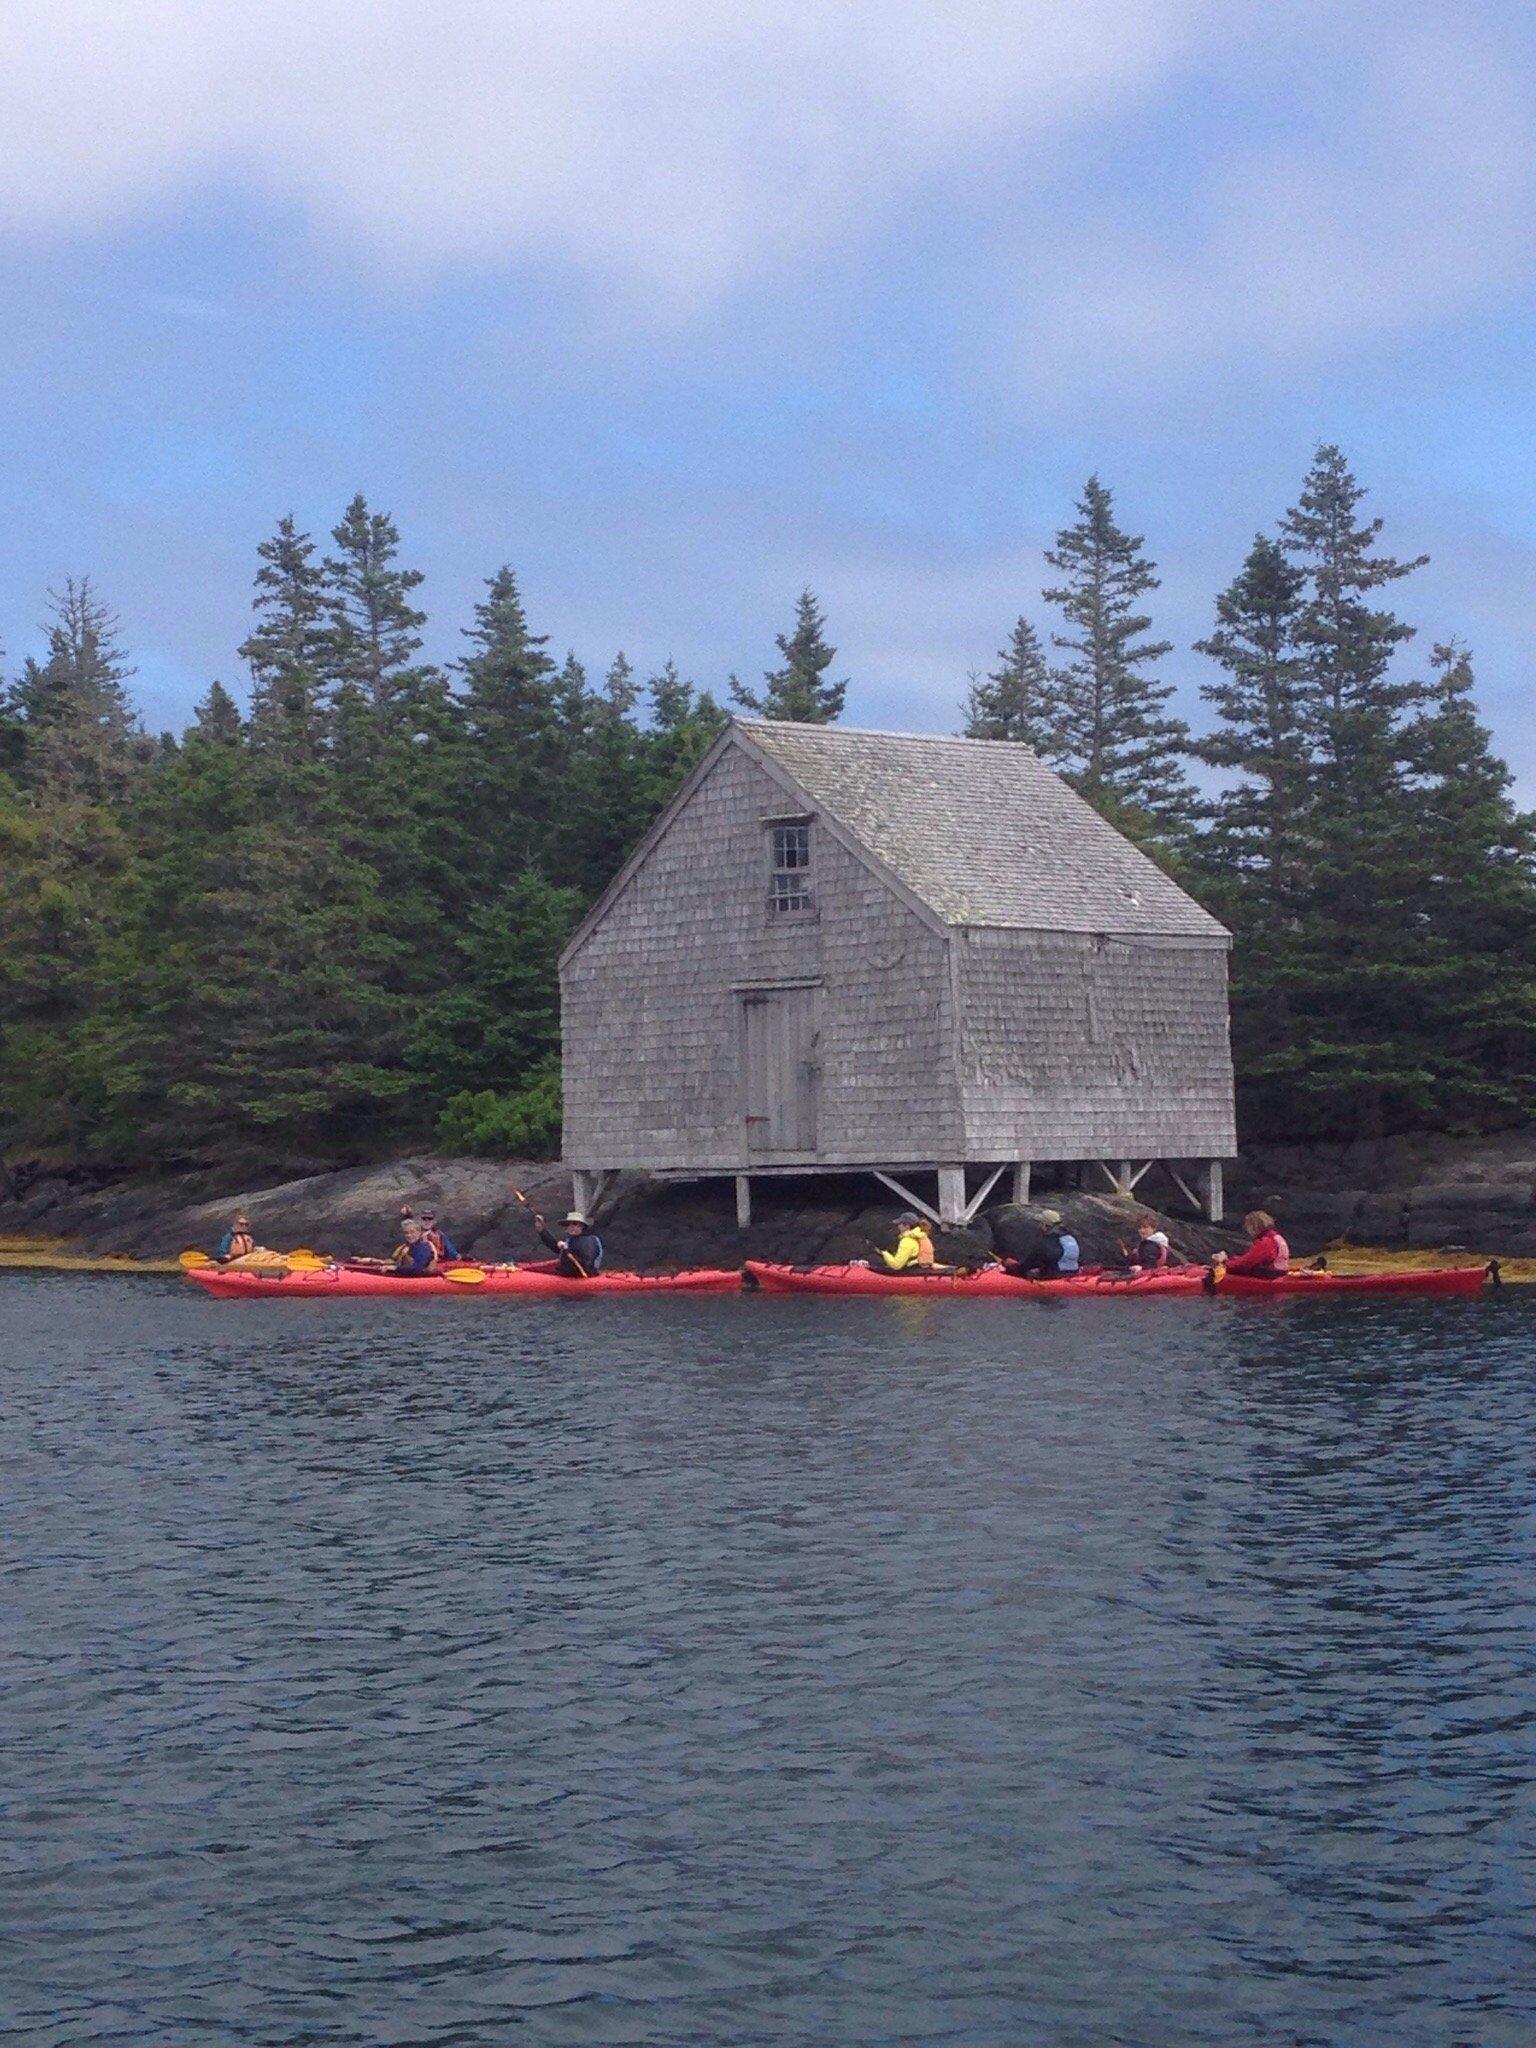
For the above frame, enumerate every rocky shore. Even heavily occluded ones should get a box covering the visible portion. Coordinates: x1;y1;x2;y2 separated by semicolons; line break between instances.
0;1156;1235;1273
5;1128;1535;1274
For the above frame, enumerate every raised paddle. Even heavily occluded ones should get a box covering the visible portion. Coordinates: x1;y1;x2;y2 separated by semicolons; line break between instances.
511;1186;590;1279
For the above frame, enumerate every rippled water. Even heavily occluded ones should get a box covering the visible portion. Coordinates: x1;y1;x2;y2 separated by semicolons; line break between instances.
3;1277;1534;2046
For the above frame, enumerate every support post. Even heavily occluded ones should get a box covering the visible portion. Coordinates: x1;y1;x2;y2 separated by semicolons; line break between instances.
1115;1160;1133;1195
735;1175;752;1230
1202;1160;1225;1224
572;1170;599;1217
937;1166;966;1227
872;1171;942;1227
1011;1162;1032;1206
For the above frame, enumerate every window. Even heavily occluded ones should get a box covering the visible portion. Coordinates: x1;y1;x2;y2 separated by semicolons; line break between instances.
767;820;813;915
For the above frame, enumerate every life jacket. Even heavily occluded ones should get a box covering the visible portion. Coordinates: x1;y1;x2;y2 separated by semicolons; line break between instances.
1056;1231;1081;1274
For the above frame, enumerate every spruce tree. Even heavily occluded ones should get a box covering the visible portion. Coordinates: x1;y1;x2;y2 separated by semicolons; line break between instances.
192;680;245;746
963;617;1067;758
455;566;578;881
731;589;845;722
1043;478;1191;834
1191;534;1308;903
0;582;142;1154
240;517;330;764
1393;642;1536;1124
323;493;429;721
1280;443;1428;817
7;579;143;804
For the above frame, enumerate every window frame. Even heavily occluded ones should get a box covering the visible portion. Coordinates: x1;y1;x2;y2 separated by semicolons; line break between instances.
763;814;815;919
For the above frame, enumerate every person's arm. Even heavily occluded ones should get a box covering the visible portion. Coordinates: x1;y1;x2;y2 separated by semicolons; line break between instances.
439;1234;459;1260
1224;1233;1275;1275
532;1215;563;1255
883;1234;918;1272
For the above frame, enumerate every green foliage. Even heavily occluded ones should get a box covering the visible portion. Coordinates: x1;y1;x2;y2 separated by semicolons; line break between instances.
731;589;845;723
4;458;1535;1176
1043;477;1193;840
964;618;1067;760
435;1057;563;1158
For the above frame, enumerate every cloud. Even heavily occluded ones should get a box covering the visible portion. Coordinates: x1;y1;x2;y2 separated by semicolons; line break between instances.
0;1;1201;297
1003;17;1536;392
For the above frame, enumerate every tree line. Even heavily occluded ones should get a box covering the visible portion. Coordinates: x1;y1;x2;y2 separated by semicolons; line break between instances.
2;444;1532;1176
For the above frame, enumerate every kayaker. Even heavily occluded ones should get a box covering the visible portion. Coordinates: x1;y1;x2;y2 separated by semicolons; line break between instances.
420;1210;459;1261
533;1209;604;1279
216;1213;255;1263
392;1220;439;1278
875;1212;937;1272
1012;1210;1081;1279
1216;1211;1290;1280
1112;1214;1173;1272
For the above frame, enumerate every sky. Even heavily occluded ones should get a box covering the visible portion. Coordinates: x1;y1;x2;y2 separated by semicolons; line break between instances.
3;1;1536;778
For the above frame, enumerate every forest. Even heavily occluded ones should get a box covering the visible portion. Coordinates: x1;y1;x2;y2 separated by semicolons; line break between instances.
4;442;1535;1177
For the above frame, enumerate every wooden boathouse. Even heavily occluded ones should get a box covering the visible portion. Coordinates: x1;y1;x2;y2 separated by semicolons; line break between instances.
559;719;1236;1226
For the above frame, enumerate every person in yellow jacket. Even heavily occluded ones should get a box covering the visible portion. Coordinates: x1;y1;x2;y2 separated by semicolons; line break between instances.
877;1212;938;1272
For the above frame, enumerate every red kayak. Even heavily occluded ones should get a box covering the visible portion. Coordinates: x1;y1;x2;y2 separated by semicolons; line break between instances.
744;1261;1205;1298
744;1261;1494;1300
187;1264;741;1300
1220;1265;1491;1297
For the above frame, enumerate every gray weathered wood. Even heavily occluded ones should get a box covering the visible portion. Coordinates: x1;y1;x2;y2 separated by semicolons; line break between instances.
735;1174;752;1228
560;720;1237;1191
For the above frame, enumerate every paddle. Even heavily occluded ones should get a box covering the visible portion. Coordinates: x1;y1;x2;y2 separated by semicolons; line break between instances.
511;1186;589;1279
441;1265;489;1286
284;1250;331;1272
179;1249;210;1269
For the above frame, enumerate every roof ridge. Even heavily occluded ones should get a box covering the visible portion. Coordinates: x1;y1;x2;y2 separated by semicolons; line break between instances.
736;717;1035;750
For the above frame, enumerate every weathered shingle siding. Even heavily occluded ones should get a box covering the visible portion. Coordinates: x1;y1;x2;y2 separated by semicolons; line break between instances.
562;741;959;1169
955;927;1236;1158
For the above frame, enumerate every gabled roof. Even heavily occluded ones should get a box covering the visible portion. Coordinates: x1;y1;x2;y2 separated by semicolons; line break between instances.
738;720;1228;941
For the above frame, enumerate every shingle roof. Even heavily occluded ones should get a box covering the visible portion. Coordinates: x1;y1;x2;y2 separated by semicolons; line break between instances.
738;720;1228;941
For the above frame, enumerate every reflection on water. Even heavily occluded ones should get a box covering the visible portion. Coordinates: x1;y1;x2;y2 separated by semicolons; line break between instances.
3;1278;1533;2046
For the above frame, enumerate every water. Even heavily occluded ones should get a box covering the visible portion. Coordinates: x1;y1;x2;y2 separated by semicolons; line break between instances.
3;1277;1534;2047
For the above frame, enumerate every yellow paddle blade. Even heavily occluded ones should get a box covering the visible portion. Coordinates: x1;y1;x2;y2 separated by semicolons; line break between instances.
288;1247;319;1259
179;1249;211;1269
285;1251;330;1271
442;1265;489;1285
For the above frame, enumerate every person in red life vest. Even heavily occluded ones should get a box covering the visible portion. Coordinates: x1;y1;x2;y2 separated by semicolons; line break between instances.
1219;1210;1290;1279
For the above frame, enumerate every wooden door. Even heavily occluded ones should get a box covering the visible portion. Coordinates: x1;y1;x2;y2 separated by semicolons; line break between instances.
742;987;820;1157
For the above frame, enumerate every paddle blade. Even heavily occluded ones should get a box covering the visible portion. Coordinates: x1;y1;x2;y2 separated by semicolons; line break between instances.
285;1251;330;1271
442;1265;489;1285
179;1249;211;1269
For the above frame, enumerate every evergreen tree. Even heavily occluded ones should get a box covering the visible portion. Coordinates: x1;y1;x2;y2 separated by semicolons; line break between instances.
240;517;330;764
1393;642;1536;1124
0;582;141;1153
322;493;429;721
1191;534;1308;902
963;617;1067;758
1248;447;1435;1135
731;589;845;722
645;659;724;800
192;680;245;746
6;579;143;804
1043;478;1191;834
1280;443;1428;816
455;566;578;881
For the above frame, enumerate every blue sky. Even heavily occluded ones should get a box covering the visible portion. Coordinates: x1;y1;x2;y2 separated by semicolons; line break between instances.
3;1;1536;779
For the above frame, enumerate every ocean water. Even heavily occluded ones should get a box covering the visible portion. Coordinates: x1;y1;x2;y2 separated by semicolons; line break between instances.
2;1276;1533;2047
